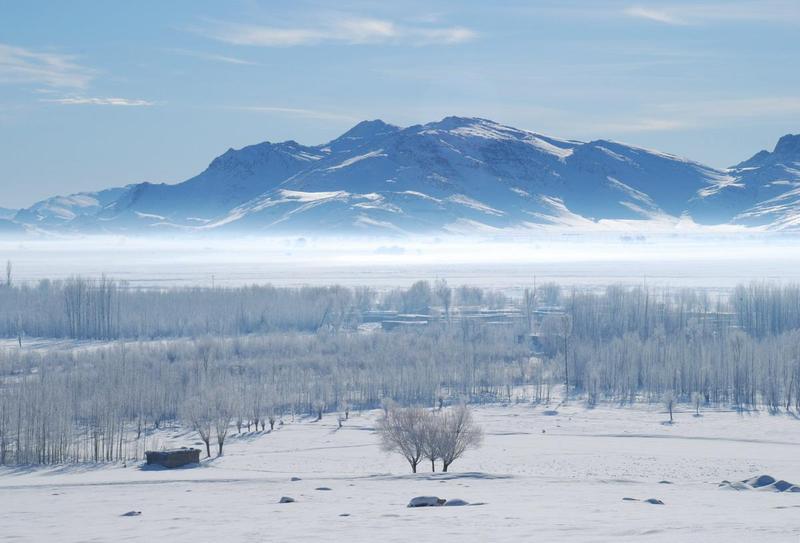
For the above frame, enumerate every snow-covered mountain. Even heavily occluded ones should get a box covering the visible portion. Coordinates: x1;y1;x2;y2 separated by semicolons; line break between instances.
708;134;800;230
9;117;800;235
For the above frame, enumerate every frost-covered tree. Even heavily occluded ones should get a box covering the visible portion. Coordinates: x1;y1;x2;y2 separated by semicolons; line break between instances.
377;407;428;473
434;279;452;322
183;395;213;458
433;405;483;472
692;391;702;416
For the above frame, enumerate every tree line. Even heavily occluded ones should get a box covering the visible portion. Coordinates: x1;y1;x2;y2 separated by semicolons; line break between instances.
2;277;800;465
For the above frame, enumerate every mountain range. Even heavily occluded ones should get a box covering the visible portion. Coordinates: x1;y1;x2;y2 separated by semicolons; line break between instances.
6;117;800;236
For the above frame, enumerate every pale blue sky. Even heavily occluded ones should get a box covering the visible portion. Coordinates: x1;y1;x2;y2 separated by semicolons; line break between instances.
1;0;799;208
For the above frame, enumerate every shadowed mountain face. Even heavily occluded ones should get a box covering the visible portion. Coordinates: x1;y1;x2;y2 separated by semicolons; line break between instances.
10;118;800;235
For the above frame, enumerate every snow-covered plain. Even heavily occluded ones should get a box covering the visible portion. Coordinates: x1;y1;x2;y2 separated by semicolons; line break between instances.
2;403;799;542
4;235;800;290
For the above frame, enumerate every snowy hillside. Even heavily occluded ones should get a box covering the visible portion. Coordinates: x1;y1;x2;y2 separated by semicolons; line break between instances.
8;118;800;235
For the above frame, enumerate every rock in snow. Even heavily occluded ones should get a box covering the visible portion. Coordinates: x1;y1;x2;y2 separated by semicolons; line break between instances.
720;475;800;492
743;475;776;488
279;496;295;504
408;496;446;507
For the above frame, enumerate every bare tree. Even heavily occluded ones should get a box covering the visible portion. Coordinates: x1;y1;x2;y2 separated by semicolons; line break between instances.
523;282;536;332
214;393;233;456
183;396;213;458
692;391;702;416
313;400;325;421
434;279;452;323
561;314;572;399
664;390;675;423
377;407;428;473
435;404;483;472
421;411;441;472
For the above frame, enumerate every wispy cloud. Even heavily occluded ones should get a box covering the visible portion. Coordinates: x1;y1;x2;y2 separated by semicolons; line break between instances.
601;118;691;132
657;96;800;119
42;97;155;106
227;105;358;122
595;96;800;133
196;17;476;47
0;43;94;89
168;48;259;66
623;6;688;25
623;1;800;25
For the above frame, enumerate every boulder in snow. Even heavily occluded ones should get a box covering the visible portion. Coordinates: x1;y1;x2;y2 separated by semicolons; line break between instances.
408;496;446;508
742;475;776;488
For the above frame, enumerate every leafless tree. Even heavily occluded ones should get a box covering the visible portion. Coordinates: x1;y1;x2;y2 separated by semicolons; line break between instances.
434;405;483;472
183;396;213;458
214;393;233;456
377;407;428;473
692;391;702;416
421;411;441;472
523;283;536;332
434;279;452;322
664;390;675;423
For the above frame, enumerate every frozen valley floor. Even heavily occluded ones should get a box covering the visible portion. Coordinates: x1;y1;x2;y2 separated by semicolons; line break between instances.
1;403;799;542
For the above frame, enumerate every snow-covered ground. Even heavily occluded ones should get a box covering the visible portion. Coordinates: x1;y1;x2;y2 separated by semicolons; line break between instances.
5;236;800;290
2;403;799;542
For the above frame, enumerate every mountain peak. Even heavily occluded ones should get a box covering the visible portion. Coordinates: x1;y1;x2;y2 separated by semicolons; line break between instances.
774;133;800;156
429;116;496;130
338;119;400;140
734;133;800;169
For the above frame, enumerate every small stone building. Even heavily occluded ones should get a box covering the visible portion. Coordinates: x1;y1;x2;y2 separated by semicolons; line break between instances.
145;447;200;468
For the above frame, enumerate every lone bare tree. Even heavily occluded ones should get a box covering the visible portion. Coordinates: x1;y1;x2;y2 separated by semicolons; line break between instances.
664;390;675;423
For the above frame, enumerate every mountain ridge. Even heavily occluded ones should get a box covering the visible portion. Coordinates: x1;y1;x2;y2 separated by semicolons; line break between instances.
8;117;800;235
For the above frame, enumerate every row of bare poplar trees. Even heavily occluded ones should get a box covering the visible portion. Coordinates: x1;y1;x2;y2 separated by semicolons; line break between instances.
3;280;800;464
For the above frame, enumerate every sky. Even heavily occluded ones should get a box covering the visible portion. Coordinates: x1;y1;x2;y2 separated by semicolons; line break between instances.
1;0;799;209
